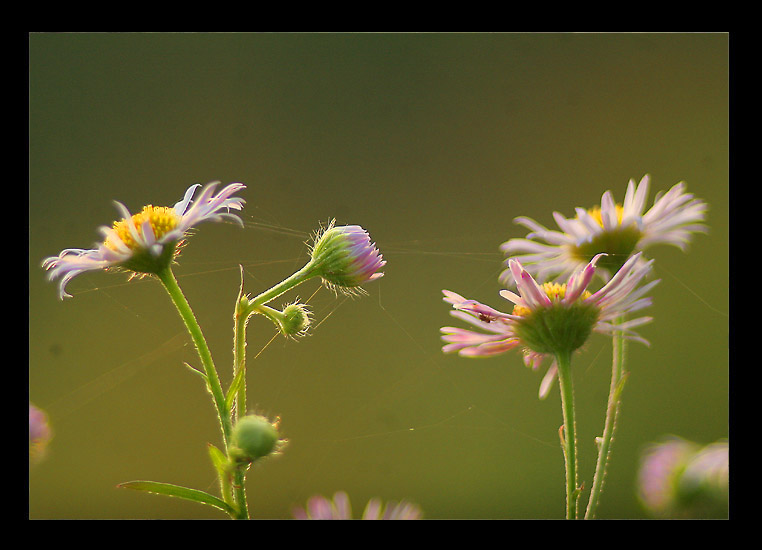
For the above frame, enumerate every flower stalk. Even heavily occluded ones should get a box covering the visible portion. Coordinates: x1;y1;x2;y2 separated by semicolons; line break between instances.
585;315;628;519
156;266;232;446
556;350;580;519
157;266;254;519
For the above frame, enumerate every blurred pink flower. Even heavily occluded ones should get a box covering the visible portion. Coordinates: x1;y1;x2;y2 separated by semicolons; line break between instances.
29;403;52;464
293;491;421;520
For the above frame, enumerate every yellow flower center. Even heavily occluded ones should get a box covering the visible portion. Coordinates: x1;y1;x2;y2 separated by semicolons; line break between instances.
586;204;624;228
571;203;642;275
512;282;591;317
105;205;180;251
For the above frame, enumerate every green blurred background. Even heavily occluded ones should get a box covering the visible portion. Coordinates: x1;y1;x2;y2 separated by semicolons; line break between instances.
29;32;728;519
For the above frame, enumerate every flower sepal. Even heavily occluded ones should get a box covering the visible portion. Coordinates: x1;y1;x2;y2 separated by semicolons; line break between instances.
117;239;180;275
514;299;600;356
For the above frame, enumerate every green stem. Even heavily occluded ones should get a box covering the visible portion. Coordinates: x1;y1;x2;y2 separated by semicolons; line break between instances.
232;278;250;519
231;468;248;520
555;351;579;520
233;269;248;423
157;267;232;445
246;261;317;312
157;267;247;519
584;316;627;519
226;263;317;519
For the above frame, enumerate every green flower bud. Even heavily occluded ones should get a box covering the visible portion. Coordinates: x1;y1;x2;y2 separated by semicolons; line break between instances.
230;415;283;464
254;302;312;339
279;302;312;338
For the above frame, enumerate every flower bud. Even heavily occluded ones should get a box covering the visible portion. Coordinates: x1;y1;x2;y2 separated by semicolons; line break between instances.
229;415;283;464
254;302;312;339
279;302;312;338
309;221;385;293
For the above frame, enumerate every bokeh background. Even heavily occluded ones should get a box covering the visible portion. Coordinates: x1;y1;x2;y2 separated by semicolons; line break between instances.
29;32;729;519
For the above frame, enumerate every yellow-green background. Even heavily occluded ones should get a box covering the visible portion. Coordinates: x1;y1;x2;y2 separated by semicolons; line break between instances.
29;33;728;519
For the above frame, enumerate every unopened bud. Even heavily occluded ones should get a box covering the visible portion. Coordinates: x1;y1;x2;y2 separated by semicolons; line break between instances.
229;415;283;464
309;221;385;293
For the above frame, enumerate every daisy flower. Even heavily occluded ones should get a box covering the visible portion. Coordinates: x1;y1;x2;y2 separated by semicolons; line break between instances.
441;252;658;398
499;175;707;286
42;181;246;299
292;491;422;520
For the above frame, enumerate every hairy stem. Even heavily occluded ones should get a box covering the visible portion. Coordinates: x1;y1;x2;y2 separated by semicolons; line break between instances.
585;316;627;519
556;351;579;519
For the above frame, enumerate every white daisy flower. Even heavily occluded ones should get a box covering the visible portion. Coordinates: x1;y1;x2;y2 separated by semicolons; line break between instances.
499;175;708;286
442;252;658;398
42;181;246;299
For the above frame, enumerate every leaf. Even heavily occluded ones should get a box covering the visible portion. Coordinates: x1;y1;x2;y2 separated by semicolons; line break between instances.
117;480;236;517
207;443;230;477
225;363;247;412
183;361;208;382
207;443;234;506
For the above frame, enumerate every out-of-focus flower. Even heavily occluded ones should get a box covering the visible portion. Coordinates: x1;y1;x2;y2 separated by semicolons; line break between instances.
442;252;658;398
308;220;385;294
637;436;729;518
29;403;53;464
42;181;246;299
499;175;708;286
292;491;422;520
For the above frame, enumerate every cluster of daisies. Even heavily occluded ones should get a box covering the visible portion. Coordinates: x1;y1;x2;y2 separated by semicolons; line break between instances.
440;175;708;398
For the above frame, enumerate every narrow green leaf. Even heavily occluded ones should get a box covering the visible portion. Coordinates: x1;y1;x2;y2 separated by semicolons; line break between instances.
226;363;246;411
207;443;229;476
613;372;629;401
117;480;236;516
207;443;234;507
183;361;208;381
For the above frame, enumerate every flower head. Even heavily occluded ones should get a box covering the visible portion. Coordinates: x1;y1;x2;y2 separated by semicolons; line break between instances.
29;403;53;464
441;252;658;398
42;182;246;299
637;437;729;518
308;220;385;294
499;175;708;285
292;491;422;520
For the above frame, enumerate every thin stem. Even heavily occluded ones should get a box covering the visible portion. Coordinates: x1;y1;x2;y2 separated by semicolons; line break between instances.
157;267;248;519
555;351;579;520
231;272;250;520
233;268;248;422
584;315;628;519
246;261;317;311
227;263;317;520
231;469;248;520
157;267;232;446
